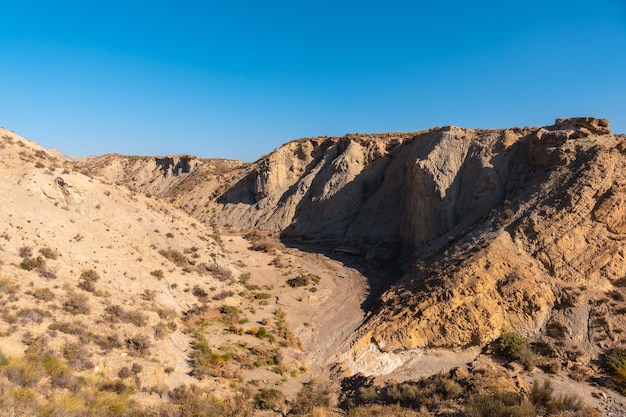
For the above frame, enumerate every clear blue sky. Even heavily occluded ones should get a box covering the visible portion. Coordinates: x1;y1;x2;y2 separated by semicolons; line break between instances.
1;1;625;161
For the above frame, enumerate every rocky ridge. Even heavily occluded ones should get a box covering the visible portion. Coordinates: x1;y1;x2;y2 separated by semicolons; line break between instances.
78;118;626;377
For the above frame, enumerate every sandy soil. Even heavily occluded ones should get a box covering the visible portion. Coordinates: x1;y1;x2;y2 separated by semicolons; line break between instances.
220;235;375;376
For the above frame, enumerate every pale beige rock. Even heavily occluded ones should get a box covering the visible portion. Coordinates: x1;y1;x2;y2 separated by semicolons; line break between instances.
77;118;626;376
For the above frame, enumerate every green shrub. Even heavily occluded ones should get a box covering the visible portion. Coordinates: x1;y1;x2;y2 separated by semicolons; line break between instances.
605;348;626;373
220;305;239;315
497;330;536;370
256;327;267;338
42;355;70;379
498;330;525;358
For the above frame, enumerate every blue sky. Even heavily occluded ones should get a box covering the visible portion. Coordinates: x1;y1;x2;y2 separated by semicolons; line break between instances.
1;1;625;161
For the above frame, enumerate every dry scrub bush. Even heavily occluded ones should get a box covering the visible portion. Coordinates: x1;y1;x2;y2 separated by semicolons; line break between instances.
39;247;59;260
290;379;332;415
0;276;19;294
17;307;51;324
20;256;56;278
32;287;55;301
347;404;429;416
248;240;276;253
191;285;208;301
466;391;535;417
168;384;254;417
150;269;164;280
125;335;151;356
254;388;285;411
287;275;309;287
197;262;233;281
530;379;599;416
78;269;100;292
62;291;90;315
19;246;33;258
159;248;191;267
104;305;148;327
49;320;86;337
213;290;234;300
62;342;94;371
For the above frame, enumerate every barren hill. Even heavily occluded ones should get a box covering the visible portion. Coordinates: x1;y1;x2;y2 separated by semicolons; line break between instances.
81;118;626;354
5;118;626;416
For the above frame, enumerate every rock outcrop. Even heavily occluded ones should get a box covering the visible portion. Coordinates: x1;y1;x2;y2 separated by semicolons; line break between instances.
211;127;516;261
528;117;611;166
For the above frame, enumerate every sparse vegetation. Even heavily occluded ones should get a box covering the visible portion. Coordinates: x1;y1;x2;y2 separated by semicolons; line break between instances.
150;269;164;279
0;126;622;417
77;269;100;292
466;390;535;417
497;330;537;370
159;248;191;267
62;291;90;315
38;247;59;260
254;388;285;411
104;305;148;327
32;287;55;301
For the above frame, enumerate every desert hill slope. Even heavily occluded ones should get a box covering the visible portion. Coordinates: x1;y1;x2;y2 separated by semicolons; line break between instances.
0;127;238;386
2;128;358;415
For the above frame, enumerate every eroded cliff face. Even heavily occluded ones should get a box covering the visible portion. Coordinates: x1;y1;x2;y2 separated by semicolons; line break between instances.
213;127;521;261
343;118;626;371
79;118;626;375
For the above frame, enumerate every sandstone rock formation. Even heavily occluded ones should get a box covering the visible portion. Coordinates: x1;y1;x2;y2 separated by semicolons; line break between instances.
79;118;626;373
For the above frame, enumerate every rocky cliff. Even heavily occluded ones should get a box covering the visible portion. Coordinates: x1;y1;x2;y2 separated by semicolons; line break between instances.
80;118;626;369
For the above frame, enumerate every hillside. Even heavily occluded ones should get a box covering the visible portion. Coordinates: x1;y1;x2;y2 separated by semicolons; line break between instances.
4;118;626;416
80;118;626;353
0;128;376;416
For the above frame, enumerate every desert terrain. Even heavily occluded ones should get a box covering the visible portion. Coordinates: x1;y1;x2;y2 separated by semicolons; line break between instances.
1;118;626;416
